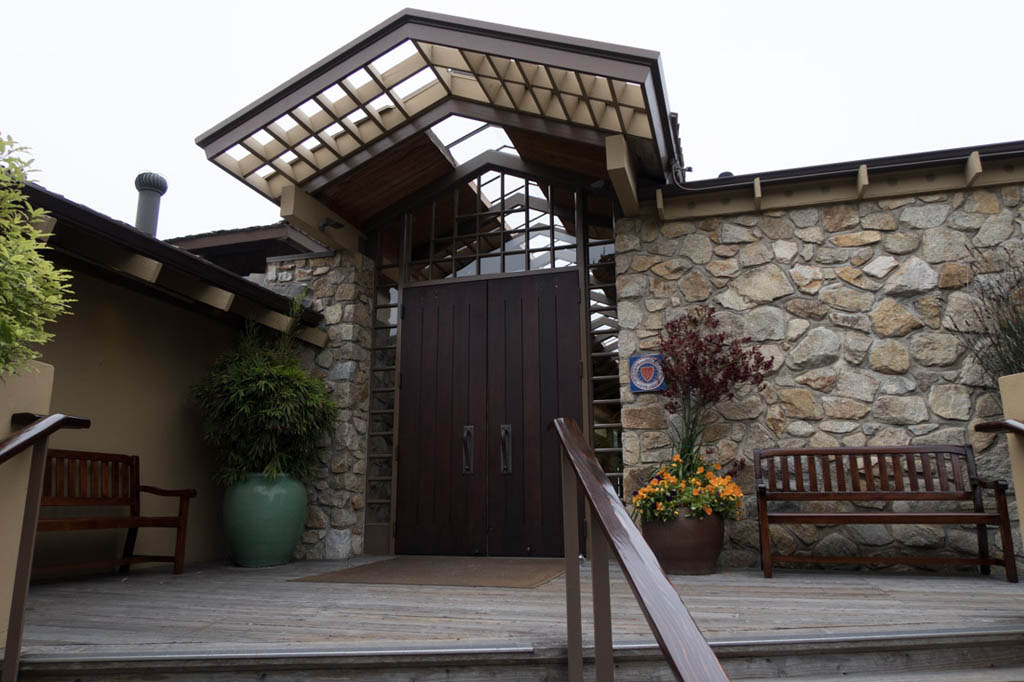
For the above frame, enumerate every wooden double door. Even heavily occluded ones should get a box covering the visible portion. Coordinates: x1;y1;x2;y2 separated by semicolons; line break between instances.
395;270;583;557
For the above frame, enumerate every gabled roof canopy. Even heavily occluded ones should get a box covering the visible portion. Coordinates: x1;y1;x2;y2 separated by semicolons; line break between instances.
196;9;678;228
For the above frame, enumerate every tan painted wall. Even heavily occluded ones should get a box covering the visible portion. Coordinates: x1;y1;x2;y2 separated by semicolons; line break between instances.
35;270;238;569
0;361;54;639
999;372;1024;541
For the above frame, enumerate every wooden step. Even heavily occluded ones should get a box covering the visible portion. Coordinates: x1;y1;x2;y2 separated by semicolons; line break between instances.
743;667;1024;682
718;627;1024;680
12;627;1024;681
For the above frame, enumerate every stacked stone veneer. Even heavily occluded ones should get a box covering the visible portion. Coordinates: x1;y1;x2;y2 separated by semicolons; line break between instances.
265;250;374;560
617;184;1024;571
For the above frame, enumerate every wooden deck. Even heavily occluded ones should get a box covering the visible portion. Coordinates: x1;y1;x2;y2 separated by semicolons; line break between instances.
12;556;1024;680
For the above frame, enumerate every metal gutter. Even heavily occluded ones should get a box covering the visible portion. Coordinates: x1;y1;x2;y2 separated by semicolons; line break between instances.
658;138;1024;198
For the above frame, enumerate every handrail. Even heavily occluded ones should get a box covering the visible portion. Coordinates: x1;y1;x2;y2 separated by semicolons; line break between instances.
2;412;90;682
552;417;728;682
975;419;1024;436
0;413;90;463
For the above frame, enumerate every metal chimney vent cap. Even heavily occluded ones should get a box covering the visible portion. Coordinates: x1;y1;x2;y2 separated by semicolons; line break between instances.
135;171;168;195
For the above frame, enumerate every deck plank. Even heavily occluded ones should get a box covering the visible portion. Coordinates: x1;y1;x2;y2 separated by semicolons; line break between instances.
16;557;1024;659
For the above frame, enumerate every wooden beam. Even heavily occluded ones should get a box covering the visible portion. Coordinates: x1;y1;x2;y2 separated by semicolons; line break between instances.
965;151;983;186
856;164;869;198
115;254;162;283
33;215;57;236
752;177;762;210
295;326;328;348
606;134;640;216
655;188;666;221
156;268;236;312
279;184;363;253
227;298;325;347
230;298;292;333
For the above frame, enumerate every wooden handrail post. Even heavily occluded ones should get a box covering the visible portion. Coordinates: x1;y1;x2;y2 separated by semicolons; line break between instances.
0;414;89;682
552;417;729;682
561;447;583;682
3;440;49;682
590;511;613;682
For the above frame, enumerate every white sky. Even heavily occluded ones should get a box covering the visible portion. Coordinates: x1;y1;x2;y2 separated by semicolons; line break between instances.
6;1;1023;240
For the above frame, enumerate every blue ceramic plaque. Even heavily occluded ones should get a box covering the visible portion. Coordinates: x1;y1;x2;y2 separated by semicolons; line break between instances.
629;354;666;392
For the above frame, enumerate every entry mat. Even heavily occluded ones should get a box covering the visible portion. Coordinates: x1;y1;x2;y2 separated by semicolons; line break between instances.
295;556;566;589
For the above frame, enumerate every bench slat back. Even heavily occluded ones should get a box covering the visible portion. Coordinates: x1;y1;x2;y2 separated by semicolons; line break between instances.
755;445;977;501
42;450;139;507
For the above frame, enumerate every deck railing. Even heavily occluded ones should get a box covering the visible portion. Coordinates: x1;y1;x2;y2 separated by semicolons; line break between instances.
552;417;728;682
1;412;90;682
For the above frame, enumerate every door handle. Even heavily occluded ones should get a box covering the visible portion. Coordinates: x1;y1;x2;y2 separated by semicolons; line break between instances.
462;425;474;474
500;424;512;474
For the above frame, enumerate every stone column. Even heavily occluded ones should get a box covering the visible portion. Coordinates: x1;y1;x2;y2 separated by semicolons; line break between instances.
265;250;374;559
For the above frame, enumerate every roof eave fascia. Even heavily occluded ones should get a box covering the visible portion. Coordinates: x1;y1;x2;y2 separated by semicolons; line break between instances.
660;139;1024;198
655;139;1024;220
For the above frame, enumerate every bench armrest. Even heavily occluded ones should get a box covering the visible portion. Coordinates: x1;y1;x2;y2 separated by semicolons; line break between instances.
756;482;768;496
139;485;197;498
971;477;1009;491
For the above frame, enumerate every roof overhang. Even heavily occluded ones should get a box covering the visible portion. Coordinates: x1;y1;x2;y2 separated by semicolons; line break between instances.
196;9;678;228
27;184;327;347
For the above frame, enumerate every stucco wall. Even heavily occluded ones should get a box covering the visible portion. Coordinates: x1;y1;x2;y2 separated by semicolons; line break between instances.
265;250;374;560
35;269;239;569
618;184;1024;571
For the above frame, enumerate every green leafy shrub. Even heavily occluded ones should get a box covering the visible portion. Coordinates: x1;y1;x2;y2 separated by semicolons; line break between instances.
192;315;338;486
0;135;73;375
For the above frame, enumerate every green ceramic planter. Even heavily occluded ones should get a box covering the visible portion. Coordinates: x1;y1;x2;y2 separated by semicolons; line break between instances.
223;473;307;567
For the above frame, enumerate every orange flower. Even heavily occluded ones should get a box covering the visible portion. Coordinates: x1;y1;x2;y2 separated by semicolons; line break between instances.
713;463;722;471
696;466;705;474
703;506;712;515
672;454;681;462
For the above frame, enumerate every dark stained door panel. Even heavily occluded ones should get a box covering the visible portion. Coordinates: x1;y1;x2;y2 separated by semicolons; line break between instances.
396;270;582;557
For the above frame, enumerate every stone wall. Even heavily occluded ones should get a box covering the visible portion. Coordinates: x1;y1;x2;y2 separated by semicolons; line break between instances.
617;184;1024;571
265;250;374;560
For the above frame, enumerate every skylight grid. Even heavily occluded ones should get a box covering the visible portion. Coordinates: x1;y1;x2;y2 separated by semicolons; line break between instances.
209;31;656;201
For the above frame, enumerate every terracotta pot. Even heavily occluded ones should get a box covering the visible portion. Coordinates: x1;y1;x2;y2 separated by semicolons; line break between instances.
642;513;724;575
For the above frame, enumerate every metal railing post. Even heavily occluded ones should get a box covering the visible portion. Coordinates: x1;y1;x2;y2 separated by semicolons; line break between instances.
561;447;583;682
590;510;614;682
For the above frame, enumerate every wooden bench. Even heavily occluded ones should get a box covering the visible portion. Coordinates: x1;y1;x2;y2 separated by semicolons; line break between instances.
754;445;1017;582
35;449;196;575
